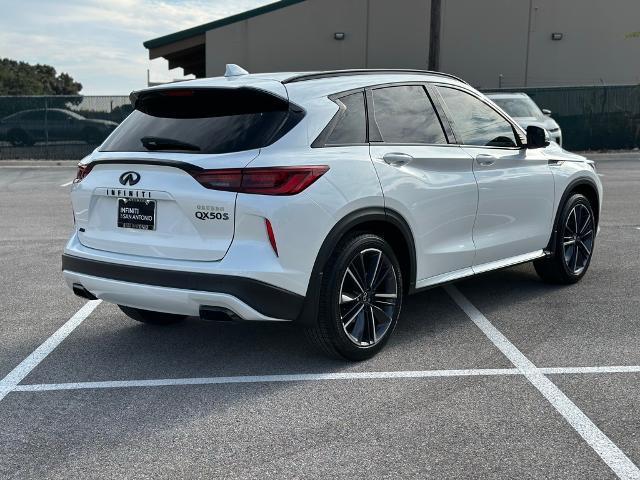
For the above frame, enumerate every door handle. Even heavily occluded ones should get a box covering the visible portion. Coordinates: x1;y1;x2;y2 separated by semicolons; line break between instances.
475;154;496;166
383;152;413;167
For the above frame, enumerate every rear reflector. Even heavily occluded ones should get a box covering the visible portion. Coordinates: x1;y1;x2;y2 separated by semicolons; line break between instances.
265;218;278;257
74;163;94;183
193;166;329;195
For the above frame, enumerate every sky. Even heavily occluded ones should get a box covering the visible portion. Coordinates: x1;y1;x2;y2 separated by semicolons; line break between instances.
0;0;272;95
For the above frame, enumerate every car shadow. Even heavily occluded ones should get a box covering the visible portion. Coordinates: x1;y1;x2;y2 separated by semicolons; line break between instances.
452;261;592;315
24;283;520;385
23;264;560;386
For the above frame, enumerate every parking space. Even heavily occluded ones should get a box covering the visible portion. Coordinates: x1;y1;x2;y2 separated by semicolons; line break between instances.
0;166;85;379
0;157;639;478
455;159;640;367
550;373;640;471
22;289;512;384
0;378;617;479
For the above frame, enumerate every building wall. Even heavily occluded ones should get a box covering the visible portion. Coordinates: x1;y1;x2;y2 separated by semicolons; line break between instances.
526;0;640;87
205;0;431;76
205;0;640;87
366;0;431;69
439;0;529;89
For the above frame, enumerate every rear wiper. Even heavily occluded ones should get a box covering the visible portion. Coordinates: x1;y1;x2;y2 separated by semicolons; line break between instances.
141;136;200;152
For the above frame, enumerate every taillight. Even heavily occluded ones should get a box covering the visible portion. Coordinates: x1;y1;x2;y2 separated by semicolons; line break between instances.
194;169;242;191
74;163;94;183
193;166;329;195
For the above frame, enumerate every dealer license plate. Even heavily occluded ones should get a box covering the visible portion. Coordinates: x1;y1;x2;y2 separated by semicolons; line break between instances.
117;198;156;230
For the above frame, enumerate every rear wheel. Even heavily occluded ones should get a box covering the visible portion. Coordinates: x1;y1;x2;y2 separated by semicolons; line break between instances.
307;233;403;361
118;305;188;325
8;129;34;147
534;193;596;284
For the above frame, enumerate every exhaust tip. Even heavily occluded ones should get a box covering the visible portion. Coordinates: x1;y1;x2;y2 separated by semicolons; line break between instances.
199;306;239;322
72;283;98;300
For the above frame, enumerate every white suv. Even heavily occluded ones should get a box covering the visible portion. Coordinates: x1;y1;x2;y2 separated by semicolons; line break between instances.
486;92;563;146
63;68;602;360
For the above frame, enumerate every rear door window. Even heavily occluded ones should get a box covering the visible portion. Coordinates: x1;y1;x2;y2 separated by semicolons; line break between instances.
437;86;519;148
371;85;447;144
101;88;302;154
23;111;45;121
326;92;367;145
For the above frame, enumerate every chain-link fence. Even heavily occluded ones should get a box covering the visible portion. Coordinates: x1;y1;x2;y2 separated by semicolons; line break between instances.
1;86;639;159
484;84;640;151
0;96;131;160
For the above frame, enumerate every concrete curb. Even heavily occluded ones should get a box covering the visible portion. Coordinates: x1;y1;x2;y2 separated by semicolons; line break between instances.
0;160;78;167
576;151;640;161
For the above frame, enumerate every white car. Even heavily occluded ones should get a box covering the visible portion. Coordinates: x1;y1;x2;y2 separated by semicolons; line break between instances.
486;92;563;146
63;68;601;360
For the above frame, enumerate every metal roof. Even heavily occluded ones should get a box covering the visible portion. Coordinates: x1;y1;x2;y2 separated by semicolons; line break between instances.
143;0;308;50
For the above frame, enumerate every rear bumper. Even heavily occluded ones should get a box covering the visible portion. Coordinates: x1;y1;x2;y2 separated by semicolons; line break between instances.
62;254;304;321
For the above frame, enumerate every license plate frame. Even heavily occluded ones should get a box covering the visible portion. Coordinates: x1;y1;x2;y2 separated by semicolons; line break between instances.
117;198;156;231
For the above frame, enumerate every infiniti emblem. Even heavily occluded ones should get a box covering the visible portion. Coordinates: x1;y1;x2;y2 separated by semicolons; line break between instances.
119;171;141;186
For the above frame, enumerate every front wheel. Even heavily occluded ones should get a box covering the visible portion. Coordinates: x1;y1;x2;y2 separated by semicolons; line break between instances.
534;193;596;284
118;305;188;325
307;233;403;361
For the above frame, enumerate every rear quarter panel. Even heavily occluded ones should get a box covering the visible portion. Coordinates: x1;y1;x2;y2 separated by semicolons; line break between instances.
243;142;384;295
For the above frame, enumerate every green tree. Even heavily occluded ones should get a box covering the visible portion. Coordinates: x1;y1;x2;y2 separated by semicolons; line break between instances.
0;58;82;95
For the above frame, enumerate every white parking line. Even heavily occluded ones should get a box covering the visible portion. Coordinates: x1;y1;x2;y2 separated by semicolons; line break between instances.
14;368;522;392
59;180;73;187
444;285;640;480
0;300;101;402
540;365;640;375
11;364;640;393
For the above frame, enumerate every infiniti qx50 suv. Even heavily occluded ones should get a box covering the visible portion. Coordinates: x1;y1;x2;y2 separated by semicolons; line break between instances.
63;67;601;360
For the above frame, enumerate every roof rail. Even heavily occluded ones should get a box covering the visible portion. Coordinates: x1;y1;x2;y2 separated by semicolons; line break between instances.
283;69;469;85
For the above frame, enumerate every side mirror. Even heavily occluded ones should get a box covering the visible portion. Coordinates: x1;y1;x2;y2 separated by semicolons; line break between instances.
542;108;552;116
526;125;550;149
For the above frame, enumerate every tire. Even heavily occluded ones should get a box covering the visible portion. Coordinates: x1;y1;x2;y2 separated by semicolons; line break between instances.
8;129;34;147
118;305;188;325
534;193;596;284
306;233;404;361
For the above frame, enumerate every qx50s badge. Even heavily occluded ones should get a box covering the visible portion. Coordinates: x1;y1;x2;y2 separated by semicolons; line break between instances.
119;171;141;186
195;205;230;221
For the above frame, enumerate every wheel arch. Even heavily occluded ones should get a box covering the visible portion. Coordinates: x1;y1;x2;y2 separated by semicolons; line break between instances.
7;127;34;145
547;177;600;255
297;207;417;326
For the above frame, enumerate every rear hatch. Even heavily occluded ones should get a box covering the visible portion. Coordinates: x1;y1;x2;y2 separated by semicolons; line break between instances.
74;84;300;262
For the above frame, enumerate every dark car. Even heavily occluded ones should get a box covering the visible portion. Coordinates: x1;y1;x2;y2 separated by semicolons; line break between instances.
0;108;118;146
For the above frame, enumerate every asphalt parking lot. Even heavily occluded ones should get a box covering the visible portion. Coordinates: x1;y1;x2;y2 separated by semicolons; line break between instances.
0;155;638;479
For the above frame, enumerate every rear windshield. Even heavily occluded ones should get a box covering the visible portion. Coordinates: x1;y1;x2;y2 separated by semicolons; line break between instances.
101;88;302;154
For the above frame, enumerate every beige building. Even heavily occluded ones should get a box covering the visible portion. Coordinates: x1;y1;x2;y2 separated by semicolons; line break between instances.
144;0;640;89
